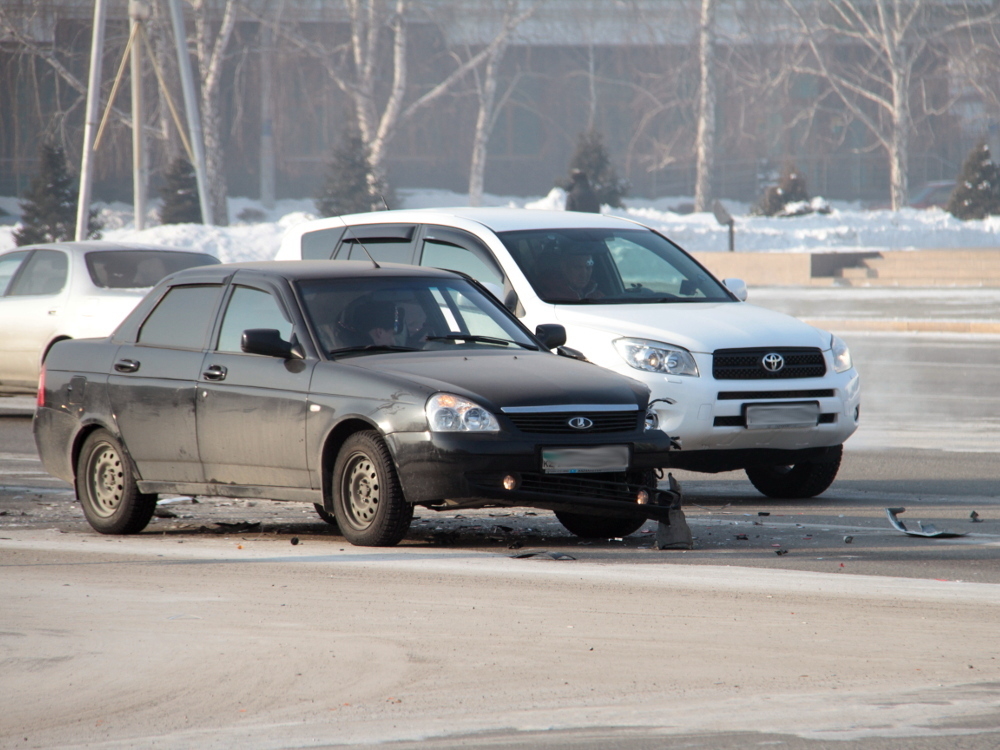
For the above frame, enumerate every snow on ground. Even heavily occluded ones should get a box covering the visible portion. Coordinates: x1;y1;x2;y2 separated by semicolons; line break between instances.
1;187;999;263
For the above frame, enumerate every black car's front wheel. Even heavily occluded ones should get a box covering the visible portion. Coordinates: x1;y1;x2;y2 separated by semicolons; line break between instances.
76;429;157;534
332;431;413;546
745;444;843;499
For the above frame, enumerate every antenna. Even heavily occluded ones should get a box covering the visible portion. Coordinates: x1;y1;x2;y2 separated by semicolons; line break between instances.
338;217;380;269
378;193;390;211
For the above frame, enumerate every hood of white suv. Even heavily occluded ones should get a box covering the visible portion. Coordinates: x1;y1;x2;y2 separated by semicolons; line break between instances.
554;301;830;354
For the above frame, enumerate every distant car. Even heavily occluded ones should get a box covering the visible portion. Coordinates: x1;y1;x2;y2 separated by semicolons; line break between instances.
277;208;860;499
908;180;955;210
34;260;679;546
0;241;219;394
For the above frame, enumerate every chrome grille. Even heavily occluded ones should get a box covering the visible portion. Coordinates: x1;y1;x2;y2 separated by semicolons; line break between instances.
713;348;826;380
505;411;640;434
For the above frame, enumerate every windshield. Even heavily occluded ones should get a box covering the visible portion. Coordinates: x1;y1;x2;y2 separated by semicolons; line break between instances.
86;250;218;289
297;276;539;357
497;227;733;304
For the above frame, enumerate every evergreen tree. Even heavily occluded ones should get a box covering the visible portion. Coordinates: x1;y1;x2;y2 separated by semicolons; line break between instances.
754;162;810;216
559;130;628;208
946;141;1000;220
316;130;387;218
158;158;202;224
14;142;101;246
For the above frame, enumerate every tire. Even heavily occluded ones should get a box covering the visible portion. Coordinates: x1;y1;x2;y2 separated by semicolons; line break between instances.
332;431;413;546
745;444;843;499
76;429;157;534
555;511;646;539
314;503;338;526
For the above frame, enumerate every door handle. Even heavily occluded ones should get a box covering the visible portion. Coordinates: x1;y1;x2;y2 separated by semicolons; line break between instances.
202;364;227;381
114;359;140;373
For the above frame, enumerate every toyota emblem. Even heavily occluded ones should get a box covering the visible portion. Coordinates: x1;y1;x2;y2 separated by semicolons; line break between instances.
568;416;594;430
761;352;785;372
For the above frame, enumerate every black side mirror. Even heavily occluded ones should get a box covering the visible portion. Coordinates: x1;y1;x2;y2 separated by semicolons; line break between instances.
534;323;567;350
241;329;304;359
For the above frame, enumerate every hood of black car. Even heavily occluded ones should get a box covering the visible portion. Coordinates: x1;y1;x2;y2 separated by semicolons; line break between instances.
348;349;647;410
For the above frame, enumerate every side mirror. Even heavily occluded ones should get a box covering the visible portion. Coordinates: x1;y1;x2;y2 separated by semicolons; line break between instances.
241;329;304;359
723;277;748;301
534;323;567;350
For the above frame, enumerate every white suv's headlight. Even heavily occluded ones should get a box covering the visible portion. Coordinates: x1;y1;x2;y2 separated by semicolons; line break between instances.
614;338;700;377
831;334;852;373
426;393;500;432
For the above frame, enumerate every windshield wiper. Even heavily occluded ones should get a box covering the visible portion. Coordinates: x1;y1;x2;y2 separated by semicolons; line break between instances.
329;345;419;358
426;334;537;350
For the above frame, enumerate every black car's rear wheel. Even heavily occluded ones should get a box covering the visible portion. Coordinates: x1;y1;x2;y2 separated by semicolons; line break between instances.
745;444;843;499
332;431;412;546
76;429;157;534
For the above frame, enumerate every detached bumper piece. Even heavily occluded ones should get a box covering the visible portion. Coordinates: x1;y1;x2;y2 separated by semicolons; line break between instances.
465;470;685;528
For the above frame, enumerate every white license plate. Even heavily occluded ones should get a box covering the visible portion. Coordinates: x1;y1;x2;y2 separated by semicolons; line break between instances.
541;445;630;474
745;402;820;430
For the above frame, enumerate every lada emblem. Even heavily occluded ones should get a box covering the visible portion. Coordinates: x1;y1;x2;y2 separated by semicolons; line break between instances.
568;416;594;430
761;352;785;372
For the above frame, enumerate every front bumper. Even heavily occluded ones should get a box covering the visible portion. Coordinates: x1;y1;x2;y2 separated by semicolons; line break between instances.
385;429;678;520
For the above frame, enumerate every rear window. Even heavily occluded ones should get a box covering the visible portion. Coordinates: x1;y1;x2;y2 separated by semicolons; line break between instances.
86;250;218;289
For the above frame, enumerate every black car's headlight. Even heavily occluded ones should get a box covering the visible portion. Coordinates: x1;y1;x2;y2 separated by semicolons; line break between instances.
831;334;852;373
614;337;700;377
426;393;500;432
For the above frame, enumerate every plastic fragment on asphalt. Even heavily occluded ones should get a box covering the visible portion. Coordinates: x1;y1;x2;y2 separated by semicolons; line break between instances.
885;507;966;538
510;549;575;560
843;535;853;543
970;511;981;523
775;549;789;556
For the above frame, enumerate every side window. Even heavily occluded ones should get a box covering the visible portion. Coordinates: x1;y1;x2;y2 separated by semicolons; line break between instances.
301;227;344;260
0;251;30;295
7;250;68;296
420;239;502;286
138;285;222;349
217;286;293;352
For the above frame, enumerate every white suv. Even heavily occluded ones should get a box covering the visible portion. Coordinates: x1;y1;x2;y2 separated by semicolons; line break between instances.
276;208;860;498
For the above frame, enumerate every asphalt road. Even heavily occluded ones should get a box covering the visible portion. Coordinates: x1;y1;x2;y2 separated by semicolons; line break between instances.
2;329;999;749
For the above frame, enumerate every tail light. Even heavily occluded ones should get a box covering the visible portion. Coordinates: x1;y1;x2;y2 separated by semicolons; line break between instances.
36;364;46;409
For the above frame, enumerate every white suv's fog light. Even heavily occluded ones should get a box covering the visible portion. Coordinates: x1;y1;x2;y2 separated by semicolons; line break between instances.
644;409;659;431
503;474;519;491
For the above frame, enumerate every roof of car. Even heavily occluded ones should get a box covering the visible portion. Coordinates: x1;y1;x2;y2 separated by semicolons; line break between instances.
309;207;644;234
176;259;463;282
0;240;216;257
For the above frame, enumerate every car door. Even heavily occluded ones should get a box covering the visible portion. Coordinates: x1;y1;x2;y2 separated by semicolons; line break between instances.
196;278;315;489
0;249;69;388
107;283;224;483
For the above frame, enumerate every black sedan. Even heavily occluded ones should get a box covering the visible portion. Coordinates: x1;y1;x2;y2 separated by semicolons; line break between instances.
34;260;678;546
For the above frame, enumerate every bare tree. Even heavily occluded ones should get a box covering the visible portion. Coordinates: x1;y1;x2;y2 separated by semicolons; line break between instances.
784;0;998;209
191;0;237;225
466;1;537;206
693;0;717;212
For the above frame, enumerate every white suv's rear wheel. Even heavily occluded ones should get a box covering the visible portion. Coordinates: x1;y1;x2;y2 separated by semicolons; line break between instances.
745;444;843;499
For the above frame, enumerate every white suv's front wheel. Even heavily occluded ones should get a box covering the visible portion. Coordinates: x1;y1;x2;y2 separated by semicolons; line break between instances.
744;444;843;499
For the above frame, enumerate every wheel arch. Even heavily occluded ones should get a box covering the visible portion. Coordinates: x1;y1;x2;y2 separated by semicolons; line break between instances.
70;421;130;484
319;417;383;512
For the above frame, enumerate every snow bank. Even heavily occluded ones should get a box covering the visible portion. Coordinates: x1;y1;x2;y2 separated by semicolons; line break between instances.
2;188;999;262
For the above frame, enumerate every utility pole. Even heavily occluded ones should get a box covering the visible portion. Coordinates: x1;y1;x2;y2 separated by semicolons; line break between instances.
75;0;107;241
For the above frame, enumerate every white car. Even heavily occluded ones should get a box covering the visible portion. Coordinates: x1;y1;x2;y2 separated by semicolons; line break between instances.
276;208;860;498
0;241;219;394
